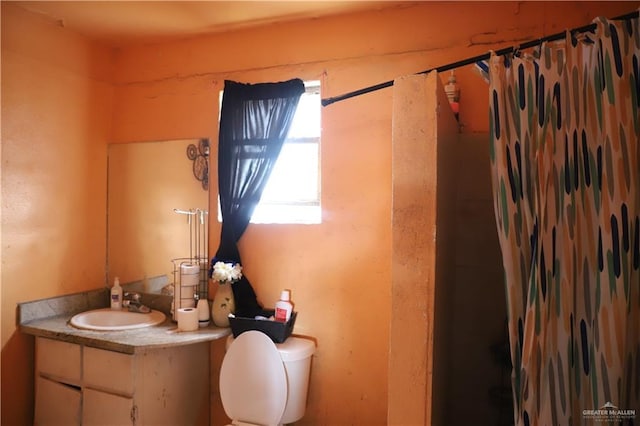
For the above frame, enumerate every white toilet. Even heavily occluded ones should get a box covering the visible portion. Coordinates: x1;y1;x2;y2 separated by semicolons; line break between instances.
220;330;316;426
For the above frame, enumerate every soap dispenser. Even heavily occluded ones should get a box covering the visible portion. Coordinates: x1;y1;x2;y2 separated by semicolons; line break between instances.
111;277;123;310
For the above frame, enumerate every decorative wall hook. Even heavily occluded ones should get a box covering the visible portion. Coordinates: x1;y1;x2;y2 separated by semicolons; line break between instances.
187;138;209;190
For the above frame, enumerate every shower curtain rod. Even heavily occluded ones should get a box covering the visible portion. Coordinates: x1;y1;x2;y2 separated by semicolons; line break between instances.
320;10;639;107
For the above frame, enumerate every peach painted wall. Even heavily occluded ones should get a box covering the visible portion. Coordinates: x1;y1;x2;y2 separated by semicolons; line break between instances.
2;1;637;425
1;4;114;425
109;2;637;425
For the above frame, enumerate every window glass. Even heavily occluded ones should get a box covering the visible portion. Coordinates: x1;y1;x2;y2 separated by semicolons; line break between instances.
218;81;321;224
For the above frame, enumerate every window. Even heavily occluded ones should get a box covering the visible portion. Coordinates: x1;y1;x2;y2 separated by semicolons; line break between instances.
218;81;321;224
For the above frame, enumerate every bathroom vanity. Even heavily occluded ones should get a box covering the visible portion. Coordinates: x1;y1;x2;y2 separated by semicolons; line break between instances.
19;289;230;426
35;337;209;425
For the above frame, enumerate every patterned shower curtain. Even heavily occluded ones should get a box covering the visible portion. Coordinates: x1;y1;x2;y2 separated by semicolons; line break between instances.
489;15;640;426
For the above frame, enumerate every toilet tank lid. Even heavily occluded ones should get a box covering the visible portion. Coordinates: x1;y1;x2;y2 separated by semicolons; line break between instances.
226;334;316;361
277;336;315;362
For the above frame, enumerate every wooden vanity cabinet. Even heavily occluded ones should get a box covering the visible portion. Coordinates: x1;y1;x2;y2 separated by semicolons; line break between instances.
34;336;209;426
35;375;82;425
35;337;82;425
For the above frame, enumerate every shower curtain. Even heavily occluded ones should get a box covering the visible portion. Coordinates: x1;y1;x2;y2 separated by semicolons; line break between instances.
489;15;639;426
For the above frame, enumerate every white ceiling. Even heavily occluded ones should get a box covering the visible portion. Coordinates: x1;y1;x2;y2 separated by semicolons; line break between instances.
12;1;410;47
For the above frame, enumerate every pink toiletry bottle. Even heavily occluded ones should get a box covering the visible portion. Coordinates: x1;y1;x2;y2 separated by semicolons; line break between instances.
274;290;293;322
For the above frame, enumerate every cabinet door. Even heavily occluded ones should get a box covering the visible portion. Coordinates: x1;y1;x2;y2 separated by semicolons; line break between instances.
82;388;134;426
34;376;81;426
83;346;134;396
36;337;81;384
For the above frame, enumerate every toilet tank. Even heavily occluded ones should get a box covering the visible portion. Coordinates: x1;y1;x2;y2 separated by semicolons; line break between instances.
225;334;315;423
277;337;315;423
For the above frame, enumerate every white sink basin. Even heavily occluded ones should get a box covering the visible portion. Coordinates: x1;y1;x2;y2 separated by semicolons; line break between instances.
70;308;166;331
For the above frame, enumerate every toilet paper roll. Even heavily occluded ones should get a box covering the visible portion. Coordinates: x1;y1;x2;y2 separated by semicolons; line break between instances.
177;307;199;332
180;283;196;301
181;264;200;287
173;284;194;315
176;264;199;313
181;263;200;274
181;264;200;275
181;273;200;287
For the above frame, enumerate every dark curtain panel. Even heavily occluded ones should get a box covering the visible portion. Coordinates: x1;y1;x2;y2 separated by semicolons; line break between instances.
213;79;305;317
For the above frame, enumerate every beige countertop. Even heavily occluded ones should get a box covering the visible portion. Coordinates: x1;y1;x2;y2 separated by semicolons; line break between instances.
19;288;231;354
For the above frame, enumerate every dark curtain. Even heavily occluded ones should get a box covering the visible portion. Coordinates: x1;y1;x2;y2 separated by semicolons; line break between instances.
212;79;305;317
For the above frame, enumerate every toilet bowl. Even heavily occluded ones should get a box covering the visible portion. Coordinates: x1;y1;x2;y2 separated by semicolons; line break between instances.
220;330;315;426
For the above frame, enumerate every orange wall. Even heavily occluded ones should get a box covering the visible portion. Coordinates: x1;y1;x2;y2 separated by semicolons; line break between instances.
110;3;636;425
1;4;114;425
2;1;637;425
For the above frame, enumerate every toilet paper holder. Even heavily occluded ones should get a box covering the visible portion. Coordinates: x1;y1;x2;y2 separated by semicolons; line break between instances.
171;258;208;321
171;207;209;322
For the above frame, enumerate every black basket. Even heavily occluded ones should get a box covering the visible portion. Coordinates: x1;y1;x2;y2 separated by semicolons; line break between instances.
229;310;297;343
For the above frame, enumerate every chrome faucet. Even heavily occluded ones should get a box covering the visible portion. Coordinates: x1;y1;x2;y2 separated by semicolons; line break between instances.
123;292;151;313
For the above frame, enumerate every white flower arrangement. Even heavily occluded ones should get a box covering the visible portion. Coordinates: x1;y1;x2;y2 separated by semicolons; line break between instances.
211;261;243;284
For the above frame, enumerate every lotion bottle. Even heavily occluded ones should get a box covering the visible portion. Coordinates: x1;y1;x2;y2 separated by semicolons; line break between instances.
274;289;293;322
196;295;210;328
110;277;123;310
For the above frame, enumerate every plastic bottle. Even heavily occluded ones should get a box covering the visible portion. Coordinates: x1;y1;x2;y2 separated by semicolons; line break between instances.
274;289;293;322
196;295;210;328
110;277;123;310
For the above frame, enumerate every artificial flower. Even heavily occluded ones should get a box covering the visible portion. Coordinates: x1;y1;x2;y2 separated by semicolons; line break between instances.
211;261;243;284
